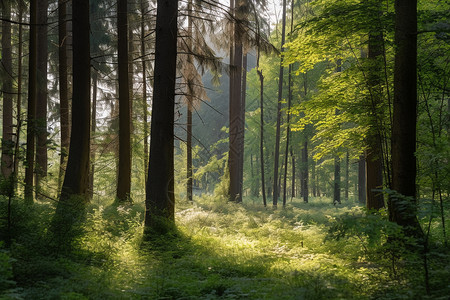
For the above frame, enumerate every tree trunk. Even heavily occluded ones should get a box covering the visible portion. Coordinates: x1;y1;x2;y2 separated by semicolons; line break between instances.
228;0;243;203
345;151;349;201
358;155;366;204
13;3;24;196
59;0;91;200
302;141;308;203
282;63;292;206
141;0;149;183
391;0;422;237
334;157;341;204
366;7;385;210
187;102;193;202
186;0;193;203
239;53;247;200
291;149;295;198
24;0;38;204
89;70;98;200
1;0;14;192
35;0;49;195
145;0;178;229
117;0;131;202
273;0;287;207
258;70;267;207
58;0;70;193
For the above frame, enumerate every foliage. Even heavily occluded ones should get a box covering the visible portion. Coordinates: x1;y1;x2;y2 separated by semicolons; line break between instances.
2;196;449;299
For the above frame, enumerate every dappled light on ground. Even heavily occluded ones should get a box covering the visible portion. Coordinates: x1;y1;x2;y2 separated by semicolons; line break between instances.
1;195;449;299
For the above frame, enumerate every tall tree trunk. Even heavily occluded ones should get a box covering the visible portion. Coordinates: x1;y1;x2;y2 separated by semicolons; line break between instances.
89;70;98;200
35;0;49;196
228;0;243;203
117;0;131;202
344;151;349;201
391;0;422;237
58;0;70;193
186;0;193;203
258;70;267;207
1;0;13;193
239;53;247;200
128;2;134;136
141;0;149;183
59;0;91;200
302;141;308;203
273;0;287;207
282;63;292;206
366;7;385;210
13;2;24;195
145;0;178;229
334;157;341;204
358;155;366;204
24;0;38;204
291;149;295;198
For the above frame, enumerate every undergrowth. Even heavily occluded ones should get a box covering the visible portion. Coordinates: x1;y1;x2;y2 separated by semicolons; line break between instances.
1;195;449;299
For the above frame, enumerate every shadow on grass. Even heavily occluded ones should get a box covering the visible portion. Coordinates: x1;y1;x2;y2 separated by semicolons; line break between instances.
1;197;407;299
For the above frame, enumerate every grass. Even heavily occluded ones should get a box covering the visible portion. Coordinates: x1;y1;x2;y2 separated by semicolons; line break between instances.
1;195;449;299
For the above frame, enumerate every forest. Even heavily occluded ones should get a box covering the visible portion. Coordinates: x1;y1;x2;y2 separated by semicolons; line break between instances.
0;0;449;299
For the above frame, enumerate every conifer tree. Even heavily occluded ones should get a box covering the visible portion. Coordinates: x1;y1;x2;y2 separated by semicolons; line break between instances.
1;0;13;193
145;0;179;229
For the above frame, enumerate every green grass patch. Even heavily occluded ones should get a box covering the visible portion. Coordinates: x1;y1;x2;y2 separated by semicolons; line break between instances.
1;195;449;299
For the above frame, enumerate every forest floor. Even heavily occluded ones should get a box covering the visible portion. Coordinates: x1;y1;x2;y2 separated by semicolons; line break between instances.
1;195;449;299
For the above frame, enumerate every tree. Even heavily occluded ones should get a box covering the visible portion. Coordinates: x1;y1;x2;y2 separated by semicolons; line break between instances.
272;0;287;207
58;0;70;192
140;0;149;184
365;0;385;210
186;0;194;203
35;0;49;195
257;66;267;206
333;156;341;204
58;0;91;201
228;0;244;203
390;0;422;238
283;0;295;206
24;0;38;204
1;0;13;194
145;0;179;229
117;0;132;202
358;155;366;204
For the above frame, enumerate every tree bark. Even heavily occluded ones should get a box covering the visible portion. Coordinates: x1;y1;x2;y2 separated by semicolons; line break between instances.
302;141;309;203
366;8;385;210
145;0;178;229
228;0;243;203
116;0;132;202
13;3;24;196
358;155;366;204
272;0;287;207
282;63;292;206
1;0;13;191
24;0;38;204
333;157;341;204
186;0;193;203
239;53;247;200
59;0;91;200
58;0;70;193
35;0;49;194
141;0;149;184
89;70;98;200
391;0;422;237
258;69;267;207
344;151;349;201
